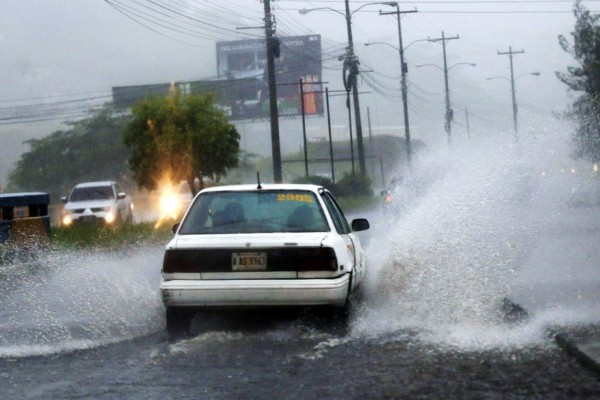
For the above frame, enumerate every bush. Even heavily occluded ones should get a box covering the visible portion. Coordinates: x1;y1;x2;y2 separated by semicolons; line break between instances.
51;222;173;250
292;175;334;190
332;173;373;197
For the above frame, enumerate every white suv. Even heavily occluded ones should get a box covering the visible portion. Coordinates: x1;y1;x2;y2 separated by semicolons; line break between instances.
61;181;133;226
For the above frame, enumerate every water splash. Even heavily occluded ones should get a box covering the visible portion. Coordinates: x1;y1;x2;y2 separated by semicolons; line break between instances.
355;124;600;349
0;246;165;358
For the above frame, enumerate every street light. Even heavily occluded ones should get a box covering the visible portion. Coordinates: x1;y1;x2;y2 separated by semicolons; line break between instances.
425;32;461;144
364;38;429;166
415;61;476;143
299;1;397;176
416;62;477;70
486;72;540;139
365;38;431;52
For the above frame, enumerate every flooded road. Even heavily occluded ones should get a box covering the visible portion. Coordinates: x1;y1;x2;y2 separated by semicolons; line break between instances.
1;130;600;398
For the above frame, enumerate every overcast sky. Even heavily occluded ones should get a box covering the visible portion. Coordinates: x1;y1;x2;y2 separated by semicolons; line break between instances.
0;0;591;183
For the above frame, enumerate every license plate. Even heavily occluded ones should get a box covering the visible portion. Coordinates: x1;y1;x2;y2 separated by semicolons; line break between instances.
232;252;267;271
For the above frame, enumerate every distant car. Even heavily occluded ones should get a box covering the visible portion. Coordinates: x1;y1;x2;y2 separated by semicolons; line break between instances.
160;183;370;335
61;181;133;226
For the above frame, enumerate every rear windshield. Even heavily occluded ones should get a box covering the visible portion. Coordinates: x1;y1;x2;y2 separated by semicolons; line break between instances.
178;190;330;234
70;186;114;201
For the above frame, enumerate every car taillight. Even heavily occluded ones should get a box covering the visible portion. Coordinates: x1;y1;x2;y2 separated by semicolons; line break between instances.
299;248;338;271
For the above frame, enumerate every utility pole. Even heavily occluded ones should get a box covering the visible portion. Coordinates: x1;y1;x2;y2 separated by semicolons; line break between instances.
379;5;417;165
428;32;459;145
465;107;471;139
346;88;355;174
325;88;335;184
498;46;524;143
299;78;308;177
263;0;282;182
343;0;366;176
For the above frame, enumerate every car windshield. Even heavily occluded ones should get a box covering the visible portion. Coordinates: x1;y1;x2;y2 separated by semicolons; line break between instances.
178;190;330;234
70;186;114;201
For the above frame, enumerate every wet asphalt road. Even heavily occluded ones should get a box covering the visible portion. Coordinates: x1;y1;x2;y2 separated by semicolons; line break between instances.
1;307;600;400
2;197;600;398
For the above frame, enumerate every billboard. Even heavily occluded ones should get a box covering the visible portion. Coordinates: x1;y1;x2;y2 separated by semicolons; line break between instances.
112;35;323;121
216;35;323;120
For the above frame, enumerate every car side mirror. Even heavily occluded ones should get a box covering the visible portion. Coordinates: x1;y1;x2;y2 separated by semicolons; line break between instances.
61;196;68;203
117;192;127;200
351;218;369;232
172;223;180;234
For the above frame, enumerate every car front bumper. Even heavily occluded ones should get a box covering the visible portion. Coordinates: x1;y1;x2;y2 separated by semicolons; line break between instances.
160;274;350;307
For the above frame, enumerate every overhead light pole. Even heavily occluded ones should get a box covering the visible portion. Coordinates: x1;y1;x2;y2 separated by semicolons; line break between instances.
496;47;526;142
365;39;430;164
486;70;540;142
426;32;460;145
416;61;476;143
300;1;396;176
378;5;418;165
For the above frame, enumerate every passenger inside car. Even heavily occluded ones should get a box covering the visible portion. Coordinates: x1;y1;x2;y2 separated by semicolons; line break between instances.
286;204;327;232
213;201;245;227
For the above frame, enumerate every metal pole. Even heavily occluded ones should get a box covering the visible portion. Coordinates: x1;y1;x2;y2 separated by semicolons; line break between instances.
497;47;524;143
263;0;282;182
326;87;335;184
509;47;519;140
346;89;355;175
380;6;417;164
428;32;459;145
397;7;412;164
465;107;471;139
367;107;374;176
344;0;366;176
441;32;452;145
300;78;308;177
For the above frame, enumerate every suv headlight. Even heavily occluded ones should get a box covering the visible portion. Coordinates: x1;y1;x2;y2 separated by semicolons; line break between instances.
104;211;116;224
62;211;73;226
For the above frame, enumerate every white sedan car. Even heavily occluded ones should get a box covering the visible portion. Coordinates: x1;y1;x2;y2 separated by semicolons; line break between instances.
160;184;370;335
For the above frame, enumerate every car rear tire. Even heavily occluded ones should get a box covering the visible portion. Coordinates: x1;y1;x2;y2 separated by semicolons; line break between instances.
166;307;193;338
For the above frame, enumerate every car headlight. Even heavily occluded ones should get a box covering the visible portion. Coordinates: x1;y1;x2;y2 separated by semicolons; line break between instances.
104;211;116;224
62;214;73;226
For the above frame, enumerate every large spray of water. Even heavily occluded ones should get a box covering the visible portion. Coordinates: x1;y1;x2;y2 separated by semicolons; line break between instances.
355;123;600;349
0;246;164;358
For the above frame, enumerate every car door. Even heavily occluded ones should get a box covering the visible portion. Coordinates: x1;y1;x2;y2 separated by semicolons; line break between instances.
319;189;366;290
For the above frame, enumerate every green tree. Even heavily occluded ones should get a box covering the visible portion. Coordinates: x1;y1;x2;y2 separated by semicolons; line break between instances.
557;0;600;161
9;107;131;201
124;89;240;195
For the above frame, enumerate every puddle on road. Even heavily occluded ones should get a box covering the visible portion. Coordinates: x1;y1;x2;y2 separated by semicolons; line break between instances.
0;246;164;358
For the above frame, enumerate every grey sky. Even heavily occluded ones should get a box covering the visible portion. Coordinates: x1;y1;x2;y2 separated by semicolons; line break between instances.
0;0;589;183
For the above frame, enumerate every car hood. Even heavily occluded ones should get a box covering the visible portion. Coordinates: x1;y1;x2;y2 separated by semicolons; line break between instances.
169;232;331;250
64;199;115;210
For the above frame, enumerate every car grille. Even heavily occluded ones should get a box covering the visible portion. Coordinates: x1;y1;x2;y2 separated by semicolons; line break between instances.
163;248;338;273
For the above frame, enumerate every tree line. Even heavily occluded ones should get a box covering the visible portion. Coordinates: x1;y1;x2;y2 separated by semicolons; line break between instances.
8;88;240;201
557;0;600;162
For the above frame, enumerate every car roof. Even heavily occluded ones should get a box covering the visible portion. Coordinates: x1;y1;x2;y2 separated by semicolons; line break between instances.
74;181;116;188
200;184;324;194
